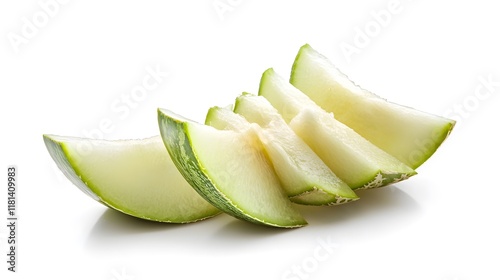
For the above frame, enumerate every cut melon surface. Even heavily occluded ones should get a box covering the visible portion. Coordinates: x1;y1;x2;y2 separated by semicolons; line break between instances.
205;105;249;132
231;94;358;204
290;109;416;189
259;69;416;189
158;108;307;228
290;44;455;169
43;135;220;223
206;101;358;205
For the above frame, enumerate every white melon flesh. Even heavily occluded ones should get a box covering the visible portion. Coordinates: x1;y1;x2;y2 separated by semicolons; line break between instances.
232;94;358;204
158;108;307;228
290;44;455;169
290;109;416;189
206;101;358;206
43;135;220;222
259;68;416;190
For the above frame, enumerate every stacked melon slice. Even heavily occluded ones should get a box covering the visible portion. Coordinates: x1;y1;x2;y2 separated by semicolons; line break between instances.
45;45;455;228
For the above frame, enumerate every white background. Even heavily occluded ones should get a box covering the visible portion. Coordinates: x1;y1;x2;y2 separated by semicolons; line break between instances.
1;1;499;279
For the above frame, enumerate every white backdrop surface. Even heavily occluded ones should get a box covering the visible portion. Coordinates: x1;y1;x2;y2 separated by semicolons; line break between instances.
1;1;499;279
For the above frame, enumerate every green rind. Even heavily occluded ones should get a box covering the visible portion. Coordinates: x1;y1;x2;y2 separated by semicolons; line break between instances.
259;68;313;123
205;106;250;131
158;112;242;218
356;172;415;190
44;135;101;201
290;44;455;169
43;135;220;223
289;44;313;85
158;108;307;228
290;190;358;206
404;121;455;168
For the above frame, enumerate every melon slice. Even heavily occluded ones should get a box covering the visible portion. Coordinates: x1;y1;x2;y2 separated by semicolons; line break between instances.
290;44;455;168
158;108;307;228
43;135;220;223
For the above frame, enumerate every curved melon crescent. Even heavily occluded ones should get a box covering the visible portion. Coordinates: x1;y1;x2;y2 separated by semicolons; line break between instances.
43;134;220;223
157;108;307;228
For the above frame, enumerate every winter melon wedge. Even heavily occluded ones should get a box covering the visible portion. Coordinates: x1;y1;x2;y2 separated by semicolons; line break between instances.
158;108;307;228
290;44;455;169
43;135;220;223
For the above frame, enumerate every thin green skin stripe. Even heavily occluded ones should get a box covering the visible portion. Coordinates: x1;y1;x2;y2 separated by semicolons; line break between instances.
158;109;306;228
43;136;101;201
158;112;247;221
346;167;417;190
406;122;455;168
356;171;416;191
289;44;310;85
290;190;358;206
44;136;141;220
43;135;220;223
